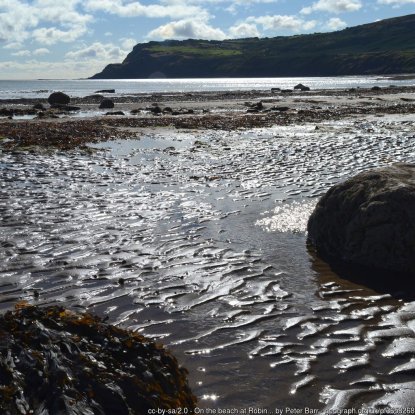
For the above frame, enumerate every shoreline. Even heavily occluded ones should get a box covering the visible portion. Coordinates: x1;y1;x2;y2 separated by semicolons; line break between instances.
1;86;414;150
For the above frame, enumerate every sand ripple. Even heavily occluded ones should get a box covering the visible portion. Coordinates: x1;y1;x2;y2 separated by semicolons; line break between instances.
1;116;415;408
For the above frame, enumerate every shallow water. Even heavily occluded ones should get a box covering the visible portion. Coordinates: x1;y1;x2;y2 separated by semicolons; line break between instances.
1;76;415;99
2;116;415;409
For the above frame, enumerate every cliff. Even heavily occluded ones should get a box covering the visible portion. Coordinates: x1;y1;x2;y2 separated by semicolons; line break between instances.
91;14;415;79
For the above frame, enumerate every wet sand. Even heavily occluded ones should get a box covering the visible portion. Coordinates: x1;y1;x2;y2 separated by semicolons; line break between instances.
1;87;415;410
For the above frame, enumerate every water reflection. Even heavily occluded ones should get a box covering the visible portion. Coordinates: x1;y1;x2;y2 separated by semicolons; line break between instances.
1;116;415;408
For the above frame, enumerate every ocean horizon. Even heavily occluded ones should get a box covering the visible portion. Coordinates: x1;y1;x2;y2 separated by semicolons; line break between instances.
1;75;415;99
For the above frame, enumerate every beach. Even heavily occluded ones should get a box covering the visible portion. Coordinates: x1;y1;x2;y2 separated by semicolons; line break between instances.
2;85;415;409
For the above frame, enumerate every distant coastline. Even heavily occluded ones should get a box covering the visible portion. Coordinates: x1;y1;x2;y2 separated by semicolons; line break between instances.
91;14;415;80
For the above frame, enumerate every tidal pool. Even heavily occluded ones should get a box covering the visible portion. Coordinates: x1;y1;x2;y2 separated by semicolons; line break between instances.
2;117;415;409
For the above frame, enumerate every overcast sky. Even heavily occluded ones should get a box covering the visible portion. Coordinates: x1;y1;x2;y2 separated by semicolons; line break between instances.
0;0;414;79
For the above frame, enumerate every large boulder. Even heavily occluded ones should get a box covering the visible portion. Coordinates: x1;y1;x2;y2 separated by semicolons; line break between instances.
48;91;70;106
0;305;196;414
307;163;415;276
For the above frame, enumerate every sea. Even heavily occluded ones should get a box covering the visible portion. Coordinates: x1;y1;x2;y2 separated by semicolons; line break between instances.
2;76;415;410
0;75;414;99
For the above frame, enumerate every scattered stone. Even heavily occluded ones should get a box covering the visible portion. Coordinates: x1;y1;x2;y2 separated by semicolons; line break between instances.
105;111;125;116
52;104;81;112
149;105;162;114
308;163;415;277
33;103;45;110
246;101;264;113
271;88;281;93
99;99;115;109
0;305;196;414
95;89;115;93
48;91;70;106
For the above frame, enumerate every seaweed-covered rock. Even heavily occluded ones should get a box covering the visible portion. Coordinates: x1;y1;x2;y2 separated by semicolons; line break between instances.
48;92;70;106
0;305;196;414
308;163;415;276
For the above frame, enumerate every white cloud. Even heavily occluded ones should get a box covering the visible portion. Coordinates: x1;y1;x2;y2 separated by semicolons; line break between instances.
32;26;88;45
377;0;415;3
247;15;317;32
10;47;50;57
84;0;209;20
0;0;91;47
3;42;24;50
0;58;112;79
301;0;362;14
228;23;260;38
11;50;31;57
120;37;138;50
326;17;347;30
147;19;226;40
65;42;128;61
33;48;50;55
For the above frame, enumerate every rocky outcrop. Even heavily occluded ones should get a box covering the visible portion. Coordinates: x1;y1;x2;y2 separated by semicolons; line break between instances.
0;305;196;414
48;92;70;106
307;163;415;276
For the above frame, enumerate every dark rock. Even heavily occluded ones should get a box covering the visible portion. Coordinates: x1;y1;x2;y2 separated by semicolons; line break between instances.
271;88;281;93
372;86;382;91
48;91;70;106
105;111;125;116
0;108;13;117
83;94;104;101
269;106;290;112
33;103;45;110
99;99;115;109
0;305;196;414
163;107;173;113
150;105;162;114
246;101;264;113
95;89;115;93
130;108;142;114
52;104;81;112
308;163;415;276
281;89;293;93
294;83;311;91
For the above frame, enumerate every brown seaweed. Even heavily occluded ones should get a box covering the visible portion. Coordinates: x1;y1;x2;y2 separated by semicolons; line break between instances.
0;304;196;414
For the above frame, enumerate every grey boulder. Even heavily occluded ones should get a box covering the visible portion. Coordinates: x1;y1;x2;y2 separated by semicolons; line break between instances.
307;163;415;276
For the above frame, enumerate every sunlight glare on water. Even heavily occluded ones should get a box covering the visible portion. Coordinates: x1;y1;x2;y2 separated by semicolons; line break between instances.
256;201;316;234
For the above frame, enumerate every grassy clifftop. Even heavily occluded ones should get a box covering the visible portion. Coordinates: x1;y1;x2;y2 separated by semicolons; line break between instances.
91;14;415;79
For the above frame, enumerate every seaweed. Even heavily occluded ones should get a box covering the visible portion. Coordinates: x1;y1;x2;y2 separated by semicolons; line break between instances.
0;305;196;414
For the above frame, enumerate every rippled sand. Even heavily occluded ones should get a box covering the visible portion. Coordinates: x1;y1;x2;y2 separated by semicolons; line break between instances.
2;114;415;409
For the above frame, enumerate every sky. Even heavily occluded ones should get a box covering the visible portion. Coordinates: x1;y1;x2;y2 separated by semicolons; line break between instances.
0;0;414;79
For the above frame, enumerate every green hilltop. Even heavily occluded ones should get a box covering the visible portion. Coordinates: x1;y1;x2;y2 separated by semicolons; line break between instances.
91;14;415;79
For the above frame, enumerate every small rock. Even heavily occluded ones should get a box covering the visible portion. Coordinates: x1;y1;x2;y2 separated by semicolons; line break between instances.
105;111;125;116
99;99;115;109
